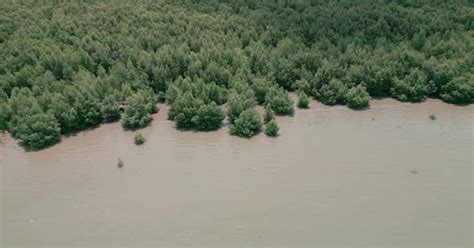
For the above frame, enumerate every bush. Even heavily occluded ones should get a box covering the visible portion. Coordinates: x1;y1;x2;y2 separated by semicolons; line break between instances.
263;105;275;124
168;92;202;129
265;86;294;116
134;132;146;145
315;78;348;105
297;91;309;109
138;87;159;114
122;93;153;130
0;100;11;131
251;78;272;105
439;76;474;104
11;113;61;150
227;92;256;124
294;78;312;95
101;96;121;123
230;108;261;138
7;88;61;149
264;119;279;137
272;58;298;90
346;85;371;109
391;69;428;102
191;102;225;131
169;92;225;131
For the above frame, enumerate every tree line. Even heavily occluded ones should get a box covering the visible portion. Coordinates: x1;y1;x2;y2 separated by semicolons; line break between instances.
0;0;473;150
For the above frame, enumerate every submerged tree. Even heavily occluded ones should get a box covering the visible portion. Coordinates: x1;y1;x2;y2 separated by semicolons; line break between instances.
263;105;275;124
101;95;121;123
264;119;279;137
297;91;310;109
122;93;154;130
11;112;61;150
346;85;371;110
440;76;474;104
192;102;225;131
391;69;428;102
227;91;256;124
265;86;294;116
315;79;348;106
230;108;261;138
134;132;146;145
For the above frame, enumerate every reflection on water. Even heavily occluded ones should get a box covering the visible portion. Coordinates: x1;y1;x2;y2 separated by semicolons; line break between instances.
1;99;473;247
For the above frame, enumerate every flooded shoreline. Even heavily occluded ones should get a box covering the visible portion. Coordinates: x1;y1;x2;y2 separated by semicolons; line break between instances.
1;98;473;247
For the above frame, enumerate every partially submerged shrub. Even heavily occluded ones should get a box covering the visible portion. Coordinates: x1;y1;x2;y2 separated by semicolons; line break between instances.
251;78;272;105
134;132;146;145
263;105;275;124
227;91;256;124
346;85;371;109
439;76;474;104
315;78;348;105
230;108;261;138
297;91;310;109
391;69;428;102
122;93;154;130
191;102;225;131
264;119;279;137
265;86;294;116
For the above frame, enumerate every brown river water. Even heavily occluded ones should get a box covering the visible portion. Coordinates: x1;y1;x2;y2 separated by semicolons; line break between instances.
0;98;473;247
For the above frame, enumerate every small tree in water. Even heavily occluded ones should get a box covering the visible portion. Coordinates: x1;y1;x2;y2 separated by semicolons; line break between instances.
297;91;310;109
346;85;370;109
134;132;146;145
265;119;279;137
229;108;261;138
263;105;275;124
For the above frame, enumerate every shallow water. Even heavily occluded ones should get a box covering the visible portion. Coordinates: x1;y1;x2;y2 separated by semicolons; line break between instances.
1;99;473;247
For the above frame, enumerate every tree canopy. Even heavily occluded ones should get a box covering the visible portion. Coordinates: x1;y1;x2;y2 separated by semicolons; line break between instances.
1;0;472;149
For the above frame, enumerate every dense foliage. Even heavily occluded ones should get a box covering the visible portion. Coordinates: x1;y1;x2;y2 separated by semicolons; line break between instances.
229;108;261;138
298;91;310;109
265;86;294;116
346;85;371;110
1;0;473;149
264;119;279;137
122;92;155;130
263;106;275;124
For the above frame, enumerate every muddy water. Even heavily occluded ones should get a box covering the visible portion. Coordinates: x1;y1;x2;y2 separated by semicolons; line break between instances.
0;99;472;247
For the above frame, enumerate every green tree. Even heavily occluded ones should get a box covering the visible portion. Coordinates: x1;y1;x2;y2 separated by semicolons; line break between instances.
122;93;153;130
168;92;202;129
101;95;121;123
346;85;371;109
0;97;11;131
263;105;275;124
251;78;272;105
297;91;309;109
265;86;294;116
264;119;279;137
227;91;256;124
272;58;298;90
230;108;261;138
440;76;474;104
391;69;428;102
138;87;159;114
315;79;348;105
134;132;146;145
191;102;225;131
11;112;61;150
